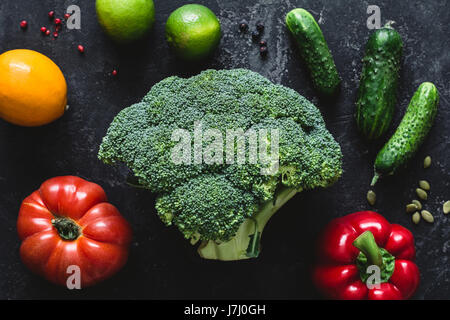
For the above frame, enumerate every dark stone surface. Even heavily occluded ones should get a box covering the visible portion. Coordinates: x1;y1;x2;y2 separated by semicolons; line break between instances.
0;0;448;299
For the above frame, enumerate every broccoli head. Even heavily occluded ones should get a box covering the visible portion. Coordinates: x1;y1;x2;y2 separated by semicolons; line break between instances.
98;69;342;260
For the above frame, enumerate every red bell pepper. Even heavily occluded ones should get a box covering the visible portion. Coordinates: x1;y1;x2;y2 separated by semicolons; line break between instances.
17;176;133;287
313;211;420;300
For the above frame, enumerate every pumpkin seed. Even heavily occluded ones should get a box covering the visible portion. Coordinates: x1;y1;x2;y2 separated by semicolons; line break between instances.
412;200;422;210
443;201;450;214
424;156;431;168
367;190;376;206
416;188;428;200
419;180;430;191
421;210;434;223
412;212;421;224
406;203;418;213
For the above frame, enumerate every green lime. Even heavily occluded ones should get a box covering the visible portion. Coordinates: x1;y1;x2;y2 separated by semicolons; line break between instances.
96;0;155;43
165;4;221;60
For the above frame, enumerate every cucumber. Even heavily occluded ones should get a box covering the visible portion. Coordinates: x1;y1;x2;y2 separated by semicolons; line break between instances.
371;82;439;186
355;25;403;140
285;8;340;96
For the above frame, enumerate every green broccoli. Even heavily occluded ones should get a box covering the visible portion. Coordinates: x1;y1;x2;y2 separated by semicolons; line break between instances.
98;69;342;261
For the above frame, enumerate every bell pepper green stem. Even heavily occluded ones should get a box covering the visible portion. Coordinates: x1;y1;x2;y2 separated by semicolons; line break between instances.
353;231;383;267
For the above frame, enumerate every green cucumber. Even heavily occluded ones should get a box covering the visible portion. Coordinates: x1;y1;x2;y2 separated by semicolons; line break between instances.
356;24;403;140
285;8;340;96
371;82;439;186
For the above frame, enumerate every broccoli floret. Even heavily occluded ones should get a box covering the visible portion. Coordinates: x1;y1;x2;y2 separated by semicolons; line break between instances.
156;174;258;243
98;69;342;260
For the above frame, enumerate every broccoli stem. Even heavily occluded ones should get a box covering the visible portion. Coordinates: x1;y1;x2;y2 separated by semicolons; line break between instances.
197;186;299;261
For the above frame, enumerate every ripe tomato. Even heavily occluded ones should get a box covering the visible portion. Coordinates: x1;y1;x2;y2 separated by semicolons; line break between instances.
17;176;132;287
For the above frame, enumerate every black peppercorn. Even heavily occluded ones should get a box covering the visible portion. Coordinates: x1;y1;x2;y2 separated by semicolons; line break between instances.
260;46;268;56
251;31;260;41
239;20;248;32
256;22;264;32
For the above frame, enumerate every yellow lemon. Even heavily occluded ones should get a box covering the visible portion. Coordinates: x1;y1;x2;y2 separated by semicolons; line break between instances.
0;49;67;127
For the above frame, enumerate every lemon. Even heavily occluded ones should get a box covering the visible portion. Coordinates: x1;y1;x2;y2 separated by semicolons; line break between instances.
96;0;155;43
165;4;221;60
0;50;67;127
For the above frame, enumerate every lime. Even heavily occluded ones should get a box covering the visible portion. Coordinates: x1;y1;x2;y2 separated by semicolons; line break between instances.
96;0;155;43
165;4;221;60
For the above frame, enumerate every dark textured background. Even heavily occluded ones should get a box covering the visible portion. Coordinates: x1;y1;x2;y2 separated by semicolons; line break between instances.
0;0;448;299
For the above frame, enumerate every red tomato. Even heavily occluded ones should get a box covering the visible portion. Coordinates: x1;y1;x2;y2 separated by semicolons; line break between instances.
17;176;132;287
